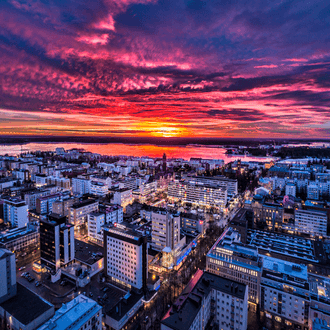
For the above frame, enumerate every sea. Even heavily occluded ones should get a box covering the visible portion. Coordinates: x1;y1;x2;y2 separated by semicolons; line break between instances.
0;142;275;164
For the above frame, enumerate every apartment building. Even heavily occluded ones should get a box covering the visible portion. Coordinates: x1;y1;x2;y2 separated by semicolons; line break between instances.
100;203;123;224
24;189;50;210
104;224;148;291
69;199;98;228
161;270;248;330
87;212;105;245
36;193;61;215
2;197;28;228
112;188;133;210
72;177;91;195
90;181;108;197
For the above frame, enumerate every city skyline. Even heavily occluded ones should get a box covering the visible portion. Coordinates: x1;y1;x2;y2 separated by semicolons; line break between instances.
0;0;330;138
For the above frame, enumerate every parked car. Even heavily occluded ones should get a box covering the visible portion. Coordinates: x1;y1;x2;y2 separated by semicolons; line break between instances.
35;281;41;287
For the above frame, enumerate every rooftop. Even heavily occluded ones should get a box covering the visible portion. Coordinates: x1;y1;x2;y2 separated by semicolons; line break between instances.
38;294;101;330
161;270;246;330
75;239;103;265
0;283;53;326
71;199;98;209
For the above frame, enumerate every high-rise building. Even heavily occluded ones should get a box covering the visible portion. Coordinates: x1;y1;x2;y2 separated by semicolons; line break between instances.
2;197;28;228
161;270;248;330
0;248;17;304
104;224;148;292
151;209;180;252
40;214;75;271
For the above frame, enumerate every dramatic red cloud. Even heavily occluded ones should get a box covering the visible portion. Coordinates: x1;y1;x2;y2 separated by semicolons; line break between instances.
0;0;330;138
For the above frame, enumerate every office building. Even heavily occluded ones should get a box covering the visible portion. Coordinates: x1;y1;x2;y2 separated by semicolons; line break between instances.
206;228;262;304
161;270;248;330
0;226;39;254
151;209;180;252
104;224;148;291
0;248;16;304
295;209;328;237
40;214;75;271
38;294;102;330
69;199;98;228
2;197;28;228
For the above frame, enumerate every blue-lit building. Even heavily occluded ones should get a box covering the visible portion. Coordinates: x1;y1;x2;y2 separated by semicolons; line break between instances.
206;227;263;305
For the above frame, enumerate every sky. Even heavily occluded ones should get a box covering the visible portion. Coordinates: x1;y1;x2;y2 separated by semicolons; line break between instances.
0;0;330;139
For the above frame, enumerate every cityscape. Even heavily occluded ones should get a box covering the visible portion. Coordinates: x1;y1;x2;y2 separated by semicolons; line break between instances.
0;142;330;330
1;0;330;329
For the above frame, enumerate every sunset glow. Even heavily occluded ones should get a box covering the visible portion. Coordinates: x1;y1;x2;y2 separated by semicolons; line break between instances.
0;0;329;138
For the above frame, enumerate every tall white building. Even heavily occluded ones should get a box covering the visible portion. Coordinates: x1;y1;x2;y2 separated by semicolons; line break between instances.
69;199;98;229
285;183;296;197
161;270;248;330
72;177;91;195
104;224;148;291
88;212;105;245
307;183;320;200
90;181;108;197
151;209;180;252
2;197;28;228
111;188;133;210
295;209;328;237
38;294;102;330
0;248;17;303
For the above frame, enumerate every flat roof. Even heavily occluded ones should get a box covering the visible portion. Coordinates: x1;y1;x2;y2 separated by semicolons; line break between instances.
0;283;53;326
71;199;97;209
75;239;103;265
38;294;101;330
